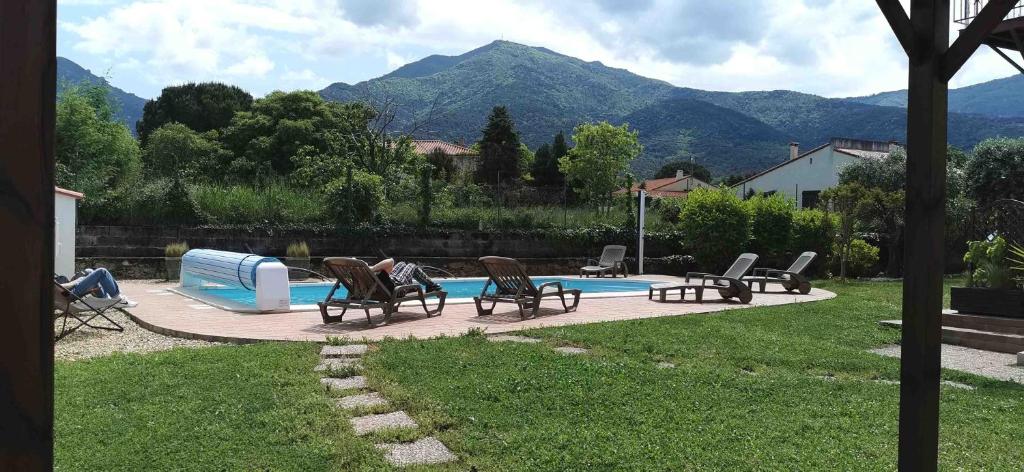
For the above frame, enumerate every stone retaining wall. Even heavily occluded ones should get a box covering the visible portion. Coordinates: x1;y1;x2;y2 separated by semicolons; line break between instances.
76;225;682;259
77;256;695;280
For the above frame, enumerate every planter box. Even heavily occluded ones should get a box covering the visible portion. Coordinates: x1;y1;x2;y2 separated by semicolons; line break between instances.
950;287;1024;318
286;257;311;281
165;257;182;281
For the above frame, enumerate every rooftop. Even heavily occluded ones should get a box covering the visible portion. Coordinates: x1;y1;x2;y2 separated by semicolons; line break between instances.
412;139;477;156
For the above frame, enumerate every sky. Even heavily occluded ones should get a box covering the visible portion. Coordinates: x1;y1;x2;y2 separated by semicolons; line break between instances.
58;0;1017;100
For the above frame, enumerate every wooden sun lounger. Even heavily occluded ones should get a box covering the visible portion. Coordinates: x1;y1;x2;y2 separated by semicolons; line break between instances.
318;257;446;327
474;256;581;320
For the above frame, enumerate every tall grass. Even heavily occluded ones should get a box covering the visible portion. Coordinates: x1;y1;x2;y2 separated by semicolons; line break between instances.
383;203;667;230
192;183;326;225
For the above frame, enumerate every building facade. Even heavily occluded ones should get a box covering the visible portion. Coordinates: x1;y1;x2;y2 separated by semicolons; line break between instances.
732;138;899;208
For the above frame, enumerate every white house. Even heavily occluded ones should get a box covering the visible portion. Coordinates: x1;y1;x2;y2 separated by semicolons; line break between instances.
733;137;900;208
54;187;83;277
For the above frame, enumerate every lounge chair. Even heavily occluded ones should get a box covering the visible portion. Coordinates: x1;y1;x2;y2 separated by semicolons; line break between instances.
53;281;125;341
474;256;581;320
742;251;817;294
579;245;628;278
684;253;760;304
318;257;447;327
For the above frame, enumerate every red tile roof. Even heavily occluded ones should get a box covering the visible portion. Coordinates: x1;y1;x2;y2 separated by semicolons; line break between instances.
412;140;477;156
616;176;694;197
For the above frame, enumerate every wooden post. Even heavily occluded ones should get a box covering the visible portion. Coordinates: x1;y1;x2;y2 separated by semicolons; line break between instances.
875;1;1018;470
0;0;56;469
899;1;948;469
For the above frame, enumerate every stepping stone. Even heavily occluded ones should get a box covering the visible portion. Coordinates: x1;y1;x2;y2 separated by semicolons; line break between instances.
350;411;418;436
942;380;975;390
656;362;676;369
875;379;900;386
376;437;457;466
321;344;368;358
336;392;389;410
487;335;541;344
554;346;588;355
314;357;360;372
321;376;367;391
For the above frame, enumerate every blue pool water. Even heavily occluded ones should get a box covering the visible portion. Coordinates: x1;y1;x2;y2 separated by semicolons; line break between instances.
189;277;657;310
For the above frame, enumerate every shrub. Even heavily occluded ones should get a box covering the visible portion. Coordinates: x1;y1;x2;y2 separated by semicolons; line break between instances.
745;193;794;263
286;241;310;258
164;242;189;258
81;178;200;225
830;239;879;278
324;170;384;223
192;182;324;225
678;188;751;272
964;236;1014;289
791;209;836;273
655;197;686;225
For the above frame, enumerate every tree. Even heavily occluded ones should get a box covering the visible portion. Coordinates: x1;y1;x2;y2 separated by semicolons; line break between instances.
552;130;569;161
475;106;521;184
965;137;1024;206
143;122;230;179
220;91;371;179
821;183;867;280
559;121;642;207
858;187;905;277
426;148;455;181
532;136;566;186
137;82;253;145
654;159;711;182
55;83;141;205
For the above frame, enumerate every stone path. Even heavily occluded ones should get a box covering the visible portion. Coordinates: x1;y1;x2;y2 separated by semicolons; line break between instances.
376;437;459;467
316;343;457;467
870;344;1024;384
351;411;418;436
554;346;589;355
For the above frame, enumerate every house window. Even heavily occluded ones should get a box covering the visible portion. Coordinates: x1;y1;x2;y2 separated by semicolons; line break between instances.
802;190;821;209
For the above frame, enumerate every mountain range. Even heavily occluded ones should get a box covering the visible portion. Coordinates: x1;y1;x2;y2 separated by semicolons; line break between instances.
57;57;146;134
60;41;1024;177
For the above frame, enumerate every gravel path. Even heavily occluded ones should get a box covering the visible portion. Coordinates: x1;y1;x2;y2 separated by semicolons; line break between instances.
55;308;221;361
870;344;1024;384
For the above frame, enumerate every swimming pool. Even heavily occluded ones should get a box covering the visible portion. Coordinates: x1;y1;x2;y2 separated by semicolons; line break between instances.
177;277;660;312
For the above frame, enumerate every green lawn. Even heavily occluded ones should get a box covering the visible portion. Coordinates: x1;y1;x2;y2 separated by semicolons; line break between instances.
56;280;1024;470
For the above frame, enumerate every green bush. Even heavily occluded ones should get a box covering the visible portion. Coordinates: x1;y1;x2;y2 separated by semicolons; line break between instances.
791;209;836;273
655;197;686;225
830;239;879;278
81;178;199;225
324;170;384;223
745;193;794;263
192;182;325;225
678;188;751;272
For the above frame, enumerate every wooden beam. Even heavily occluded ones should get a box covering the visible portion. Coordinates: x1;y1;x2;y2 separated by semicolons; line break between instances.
876;0;916;57
0;1;56;470
988;43;1024;74
899;1;948;470
944;0;1018;80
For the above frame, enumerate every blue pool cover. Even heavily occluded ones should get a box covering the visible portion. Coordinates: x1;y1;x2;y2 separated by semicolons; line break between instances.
190;277;658;309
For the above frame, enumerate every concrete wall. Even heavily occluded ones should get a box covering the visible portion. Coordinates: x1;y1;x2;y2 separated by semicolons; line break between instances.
54;192;78;277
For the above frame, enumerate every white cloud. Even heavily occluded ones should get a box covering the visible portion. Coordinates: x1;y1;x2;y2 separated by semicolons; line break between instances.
281;68;330;89
60;0;1017;98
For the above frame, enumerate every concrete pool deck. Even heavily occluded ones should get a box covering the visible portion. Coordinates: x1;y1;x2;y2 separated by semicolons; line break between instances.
119;275;835;343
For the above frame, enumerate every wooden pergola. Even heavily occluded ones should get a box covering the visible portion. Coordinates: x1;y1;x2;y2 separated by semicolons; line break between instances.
0;1;1017;469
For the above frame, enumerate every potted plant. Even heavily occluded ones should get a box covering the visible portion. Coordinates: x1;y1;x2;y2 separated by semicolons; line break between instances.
950;236;1024;318
164;242;189;281
286;241;311;281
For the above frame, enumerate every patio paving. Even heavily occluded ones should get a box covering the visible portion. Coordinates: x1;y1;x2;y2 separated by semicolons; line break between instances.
117;277;834;343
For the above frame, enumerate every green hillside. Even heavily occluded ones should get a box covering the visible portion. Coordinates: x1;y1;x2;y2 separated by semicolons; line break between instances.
847;74;1024;119
57;57;147;133
321;40;1024;177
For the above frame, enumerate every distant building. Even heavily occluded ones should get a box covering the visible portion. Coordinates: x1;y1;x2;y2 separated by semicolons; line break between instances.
732;137;901;209
618;170;713;198
412;139;478;173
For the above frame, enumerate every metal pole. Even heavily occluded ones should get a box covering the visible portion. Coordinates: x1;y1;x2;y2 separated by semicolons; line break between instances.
637;189;646;275
899;1;948;469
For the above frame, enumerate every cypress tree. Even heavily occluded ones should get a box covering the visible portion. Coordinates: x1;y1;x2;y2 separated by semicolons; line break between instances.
475;106;521;184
